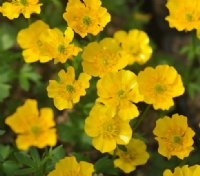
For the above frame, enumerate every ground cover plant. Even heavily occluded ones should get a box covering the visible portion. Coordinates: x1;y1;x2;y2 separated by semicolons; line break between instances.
1;0;200;175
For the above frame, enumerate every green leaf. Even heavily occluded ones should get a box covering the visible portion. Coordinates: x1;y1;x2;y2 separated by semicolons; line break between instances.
14;152;34;168
2;160;20;176
15;168;35;175
0;83;11;102
95;156;119;175
0;145;11;161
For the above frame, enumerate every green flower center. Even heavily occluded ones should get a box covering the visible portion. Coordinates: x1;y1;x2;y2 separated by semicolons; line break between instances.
31;126;41;135
173;136;182;144
186;13;193;21
19;0;27;5
118;89;125;97
154;84;165;93
58;44;65;54
66;84;74;92
82;16;91;26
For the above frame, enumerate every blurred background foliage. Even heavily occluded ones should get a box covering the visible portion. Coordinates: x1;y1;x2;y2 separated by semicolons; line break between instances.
0;0;200;175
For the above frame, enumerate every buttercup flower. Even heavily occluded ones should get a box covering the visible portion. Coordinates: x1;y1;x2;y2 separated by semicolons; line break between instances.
97;70;143;120
153;114;195;159
47;66;91;110
0;0;42;19
63;0;111;38
165;0;200;31
82;38;130;77
5;99;56;150
84;103;132;153
17;20;52;63
114;138;149;173
137;65;185;110
163;165;200;176
40;27;82;63
114;29;152;64
48;156;94;176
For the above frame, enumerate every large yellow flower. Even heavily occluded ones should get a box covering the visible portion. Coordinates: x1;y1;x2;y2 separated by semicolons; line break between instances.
0;0;42;19
97;70;143;120
82;38;130;77
40;27;82;63
153;114;195;159
48;156;94;176
47;66;91;110
84;103;132;153
63;0;111;38
137;65;185;110
5;99;56;150
114;138;149;173
163;165;200;176
17;20;52;63
165;0;200;31
114;29;152;65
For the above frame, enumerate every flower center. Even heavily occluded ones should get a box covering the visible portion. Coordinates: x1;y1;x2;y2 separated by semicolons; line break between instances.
118;89;125;97
19;0;27;5
173;136;182;144
58;44;65;54
154;84;165;93
31;126;41;135
82;16;91;26
186;13;193;21
66;84;74;92
102;120;119;137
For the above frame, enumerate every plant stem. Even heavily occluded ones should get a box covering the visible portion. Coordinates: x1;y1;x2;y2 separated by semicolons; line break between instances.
133;105;151;130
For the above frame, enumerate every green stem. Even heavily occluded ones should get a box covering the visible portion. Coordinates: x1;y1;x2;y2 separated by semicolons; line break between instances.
133;105;151;130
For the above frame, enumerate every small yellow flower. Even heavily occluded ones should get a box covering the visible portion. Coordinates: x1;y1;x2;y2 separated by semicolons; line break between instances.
165;0;200;31
153;114;195;159
84;103;132;153
17;20;52;63
40;27;82;63
137;65;185;110
5;99;56;150
82;38;130;77
0;0;42;19
114;138;149;173
48;156;94;176
163;165;200;176
47;66;91;110
63;0;111;38
97;70;143;120
114;29;152;65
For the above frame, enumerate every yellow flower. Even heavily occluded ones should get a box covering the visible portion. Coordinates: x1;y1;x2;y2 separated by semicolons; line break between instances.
39;27;82;63
97;70;143;120
17;20;52;63
153;114;195;159
165;0;200;31
137;65;185;110
84;103;132;153
47;66;91;110
163;165;200;176
48;156;94;176
82;38;130;77
114;29;152;65
5;99;56;150
0;0;42;20
63;0;111;38
114;138;149;173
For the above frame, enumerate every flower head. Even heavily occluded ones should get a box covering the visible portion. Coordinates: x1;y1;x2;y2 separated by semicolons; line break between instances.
114;29;152;65
114;138;149;173
153;114;195;159
84;103;132;153
63;0;111;38
48;156;94;176
40;27;82;63
82;38;130;77
17;20;52;63
165;0;200;31
137;65;185;110
5;99;57;150
163;165;200;176
97;70;143;120
47;66;91;110
0;0;42;19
